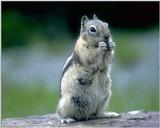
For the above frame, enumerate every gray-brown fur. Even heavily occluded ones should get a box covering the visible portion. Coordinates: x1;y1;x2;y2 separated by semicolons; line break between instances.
57;14;116;123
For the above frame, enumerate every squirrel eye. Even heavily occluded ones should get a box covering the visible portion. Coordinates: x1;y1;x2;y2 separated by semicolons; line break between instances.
89;25;96;33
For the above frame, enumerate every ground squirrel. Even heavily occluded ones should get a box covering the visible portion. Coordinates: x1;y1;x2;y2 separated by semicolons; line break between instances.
57;14;119;123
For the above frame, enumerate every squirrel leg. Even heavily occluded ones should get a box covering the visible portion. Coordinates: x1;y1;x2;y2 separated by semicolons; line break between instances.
58;97;76;124
96;90;120;118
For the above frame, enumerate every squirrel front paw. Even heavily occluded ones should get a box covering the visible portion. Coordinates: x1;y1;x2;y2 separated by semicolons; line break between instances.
98;41;107;51
107;41;115;51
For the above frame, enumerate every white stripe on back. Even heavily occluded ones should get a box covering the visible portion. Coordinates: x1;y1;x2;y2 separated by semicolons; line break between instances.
63;53;73;70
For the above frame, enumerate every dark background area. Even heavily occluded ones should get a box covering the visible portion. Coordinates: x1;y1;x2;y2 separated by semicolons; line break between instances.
2;2;159;28
2;2;159;49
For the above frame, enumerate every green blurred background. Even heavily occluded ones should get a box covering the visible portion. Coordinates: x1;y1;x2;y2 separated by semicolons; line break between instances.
2;2;159;118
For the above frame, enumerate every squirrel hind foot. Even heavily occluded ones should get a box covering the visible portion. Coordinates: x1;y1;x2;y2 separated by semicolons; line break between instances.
99;112;121;118
59;118;76;124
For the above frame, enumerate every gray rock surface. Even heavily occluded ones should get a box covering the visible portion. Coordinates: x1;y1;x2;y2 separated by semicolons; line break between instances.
2;111;159;128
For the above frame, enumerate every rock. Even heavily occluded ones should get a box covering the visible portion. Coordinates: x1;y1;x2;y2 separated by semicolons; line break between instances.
2;111;159;128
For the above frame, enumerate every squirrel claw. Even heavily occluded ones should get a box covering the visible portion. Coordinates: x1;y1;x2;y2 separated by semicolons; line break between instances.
107;41;115;50
59;118;75;124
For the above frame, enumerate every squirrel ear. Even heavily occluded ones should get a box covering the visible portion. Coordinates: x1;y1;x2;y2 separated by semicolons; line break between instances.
81;15;89;27
93;14;99;20
81;15;89;33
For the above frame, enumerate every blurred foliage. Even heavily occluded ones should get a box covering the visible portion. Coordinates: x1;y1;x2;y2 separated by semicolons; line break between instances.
2;10;31;49
113;29;150;66
2;82;59;118
109;84;159;112
2;10;72;54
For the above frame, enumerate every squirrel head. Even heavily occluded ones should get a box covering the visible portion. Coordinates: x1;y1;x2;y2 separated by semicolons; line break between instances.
80;14;111;47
